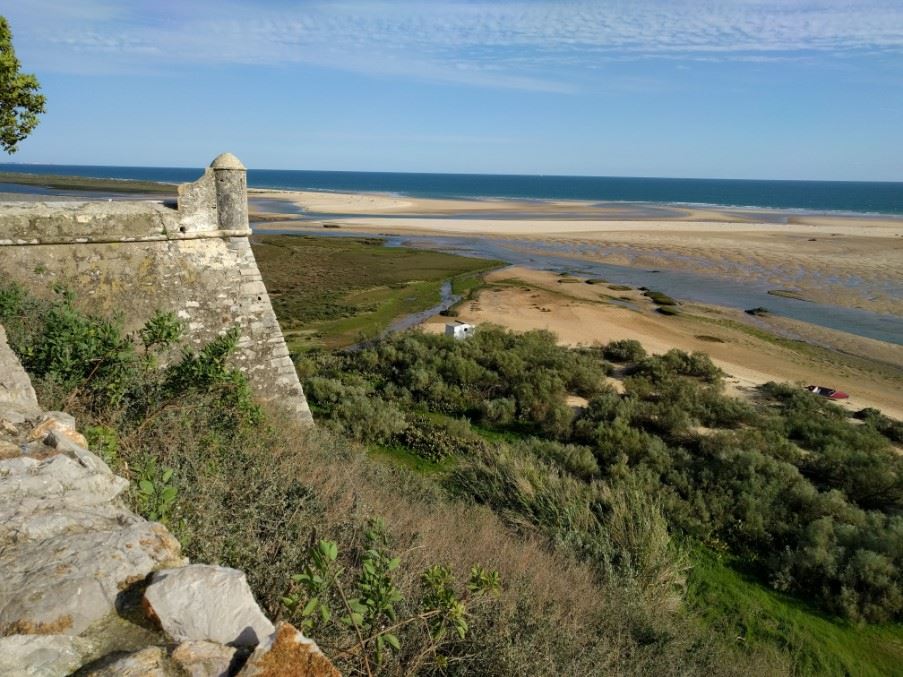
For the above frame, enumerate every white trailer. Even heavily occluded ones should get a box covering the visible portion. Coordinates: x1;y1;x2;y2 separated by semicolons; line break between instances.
445;322;475;340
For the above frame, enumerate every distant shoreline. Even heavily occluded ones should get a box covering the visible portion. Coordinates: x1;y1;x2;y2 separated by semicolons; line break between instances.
0;171;175;195
2;170;903;224
0;164;901;216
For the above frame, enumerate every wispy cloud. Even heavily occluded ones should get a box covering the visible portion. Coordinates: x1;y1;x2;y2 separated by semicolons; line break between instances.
6;0;903;88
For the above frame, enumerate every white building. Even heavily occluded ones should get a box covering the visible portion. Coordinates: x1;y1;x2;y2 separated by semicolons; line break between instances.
445;321;476;340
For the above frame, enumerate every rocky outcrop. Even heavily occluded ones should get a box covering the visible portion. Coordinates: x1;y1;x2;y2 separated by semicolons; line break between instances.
0;326;337;675
0;325;41;424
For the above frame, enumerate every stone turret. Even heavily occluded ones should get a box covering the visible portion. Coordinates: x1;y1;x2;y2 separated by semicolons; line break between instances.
210;152;248;232
0;156;313;423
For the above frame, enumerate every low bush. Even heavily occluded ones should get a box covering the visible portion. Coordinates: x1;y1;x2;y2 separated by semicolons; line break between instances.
602;338;647;363
644;290;678;306
309;328;903;625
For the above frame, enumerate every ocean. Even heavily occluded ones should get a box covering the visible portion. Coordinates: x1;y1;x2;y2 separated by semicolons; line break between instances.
1;163;901;215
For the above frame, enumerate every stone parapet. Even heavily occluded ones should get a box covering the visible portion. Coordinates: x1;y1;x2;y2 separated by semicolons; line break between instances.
0;154;312;423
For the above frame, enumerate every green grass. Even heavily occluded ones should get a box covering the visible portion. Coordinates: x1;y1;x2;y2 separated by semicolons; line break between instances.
368;443;457;475
316;279;443;345
251;235;502;350
688;548;903;676
452;270;492;298
688;313;903;383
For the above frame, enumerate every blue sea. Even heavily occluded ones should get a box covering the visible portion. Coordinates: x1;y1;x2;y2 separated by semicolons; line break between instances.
1;163;901;215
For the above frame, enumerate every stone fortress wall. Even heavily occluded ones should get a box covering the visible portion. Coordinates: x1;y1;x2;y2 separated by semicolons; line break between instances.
0;153;311;422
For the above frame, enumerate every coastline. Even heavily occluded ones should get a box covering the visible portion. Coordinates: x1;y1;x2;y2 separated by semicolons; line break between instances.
250;188;903;318
1;174;900;346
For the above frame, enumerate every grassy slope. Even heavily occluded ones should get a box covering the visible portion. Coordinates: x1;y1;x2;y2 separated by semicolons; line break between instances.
362;401;903;675
364;400;903;676
258;239;902;674
689;550;903;676
251;234;502;350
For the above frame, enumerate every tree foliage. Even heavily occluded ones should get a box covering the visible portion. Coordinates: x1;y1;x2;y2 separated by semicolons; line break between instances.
0;16;45;154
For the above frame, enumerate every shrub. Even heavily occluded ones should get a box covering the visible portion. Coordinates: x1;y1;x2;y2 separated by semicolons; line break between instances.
856;407;903;444
602;339;647;363
395;416;487;463
644;290;678;306
307;328;903;624
514;438;600;481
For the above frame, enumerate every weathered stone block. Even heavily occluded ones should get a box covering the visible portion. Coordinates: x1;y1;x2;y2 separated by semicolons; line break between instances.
142;565;274;647
171;640;238;677
238;622;340;677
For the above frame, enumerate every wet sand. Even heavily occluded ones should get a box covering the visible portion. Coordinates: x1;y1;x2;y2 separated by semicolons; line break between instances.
250;189;903;316
419;267;903;419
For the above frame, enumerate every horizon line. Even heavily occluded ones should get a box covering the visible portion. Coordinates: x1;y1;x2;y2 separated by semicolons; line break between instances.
0;160;901;185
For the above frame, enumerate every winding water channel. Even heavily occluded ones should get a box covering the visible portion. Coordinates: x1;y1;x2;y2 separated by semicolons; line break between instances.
250;200;903;347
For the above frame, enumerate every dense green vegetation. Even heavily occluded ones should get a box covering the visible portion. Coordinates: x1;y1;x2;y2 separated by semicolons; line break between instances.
4;281;787;675
252;235;501;350
303;326;903;672
5;272;901;674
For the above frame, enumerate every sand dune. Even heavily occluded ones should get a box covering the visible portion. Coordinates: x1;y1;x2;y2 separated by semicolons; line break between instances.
421;267;903;419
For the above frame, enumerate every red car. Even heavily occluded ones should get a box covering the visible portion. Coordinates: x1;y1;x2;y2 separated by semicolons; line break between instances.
806;385;849;400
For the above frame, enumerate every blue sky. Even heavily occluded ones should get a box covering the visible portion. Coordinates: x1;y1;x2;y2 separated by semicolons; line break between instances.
3;0;902;180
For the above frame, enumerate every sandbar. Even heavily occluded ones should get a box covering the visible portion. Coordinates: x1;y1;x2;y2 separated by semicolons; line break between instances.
250;189;903;316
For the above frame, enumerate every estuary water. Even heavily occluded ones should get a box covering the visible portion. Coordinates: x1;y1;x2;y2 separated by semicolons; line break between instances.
256;224;903;347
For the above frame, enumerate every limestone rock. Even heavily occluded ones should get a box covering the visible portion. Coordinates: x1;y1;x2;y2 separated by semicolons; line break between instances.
0;417;18;435
0;438;20;460
28;411;88;448
0;325;40;419
45;430;114;476
0;453;135;545
171;640;238;677
238;622;340;677
83;646;170;676
0;521;183;636
143;565;274;647
0;452;127;511
0;634;93;676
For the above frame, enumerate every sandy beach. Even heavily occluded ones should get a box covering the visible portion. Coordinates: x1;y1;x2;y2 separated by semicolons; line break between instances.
419;267;903;420
250;189;903;316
